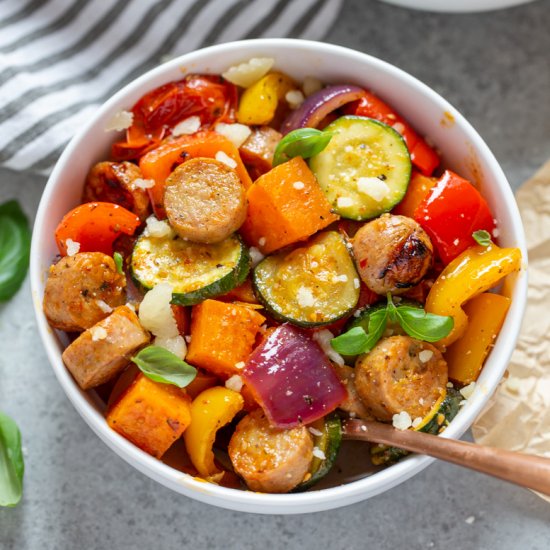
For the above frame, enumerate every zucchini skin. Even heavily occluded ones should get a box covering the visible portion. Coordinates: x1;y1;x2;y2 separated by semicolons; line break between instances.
294;413;342;492
370;388;463;466
131;232;250;306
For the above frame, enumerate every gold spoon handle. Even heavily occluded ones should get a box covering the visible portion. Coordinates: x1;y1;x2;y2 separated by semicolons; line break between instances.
343;419;550;496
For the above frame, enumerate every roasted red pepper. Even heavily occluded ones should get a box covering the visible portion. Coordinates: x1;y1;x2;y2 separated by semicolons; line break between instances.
414;170;496;265
345;92;440;176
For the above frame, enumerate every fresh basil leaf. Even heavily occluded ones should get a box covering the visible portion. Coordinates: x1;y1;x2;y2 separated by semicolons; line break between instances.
331;309;388;355
0;411;24;507
131;345;197;388
472;229;492;247
0;201;31;302
113;252;124;275
394;306;454;342
273;128;332;167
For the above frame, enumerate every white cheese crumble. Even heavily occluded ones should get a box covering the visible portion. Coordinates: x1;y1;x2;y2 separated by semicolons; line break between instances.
234;361;245;370
105;110;133;132
225;374;243;392
215;122;252;148
95;299;113;314
144;215;176;239
392;122;406;134
296;286;315;308
453;238;460;246
139;282;179;339
459;381;476;400
133;178;155;190
258;237;266;247
302;76;323;97
337;197;354;208
356;177;390;202
392;411;412;430
65;238;80;256
249;246;265;267
184;335;192;344
492;228;500;238
353;278;360;289
412;416;423;429
418;349;434;363
312;447;326;460
308;427;323;437
310;261;319;268
312;329;345;366
154;335;187;359
172;115;201;136
90;326;107;341
332;274;348;283
293;181;305;190
285;89;305;109
215;150;238;169
222;57;274;88
285;390;293;396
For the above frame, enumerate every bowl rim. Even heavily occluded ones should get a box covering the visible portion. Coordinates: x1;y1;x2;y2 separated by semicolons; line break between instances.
30;38;528;514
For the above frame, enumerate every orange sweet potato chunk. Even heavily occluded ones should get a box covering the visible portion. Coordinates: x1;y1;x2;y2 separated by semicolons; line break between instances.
240;157;339;254
186;299;265;378
106;373;191;458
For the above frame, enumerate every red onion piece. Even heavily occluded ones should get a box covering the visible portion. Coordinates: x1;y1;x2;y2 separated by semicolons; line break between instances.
281;84;365;135
242;325;347;428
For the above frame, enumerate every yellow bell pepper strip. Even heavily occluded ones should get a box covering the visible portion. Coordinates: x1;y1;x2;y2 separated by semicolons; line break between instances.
425;244;521;347
444;293;511;384
237;72;295;125
183;386;244;478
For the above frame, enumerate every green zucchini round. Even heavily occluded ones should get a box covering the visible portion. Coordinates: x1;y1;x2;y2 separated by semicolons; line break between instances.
131;231;249;306
309;115;411;220
252;231;360;327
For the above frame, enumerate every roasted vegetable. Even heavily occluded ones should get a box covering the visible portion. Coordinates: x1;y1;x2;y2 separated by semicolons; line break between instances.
391;171;436;218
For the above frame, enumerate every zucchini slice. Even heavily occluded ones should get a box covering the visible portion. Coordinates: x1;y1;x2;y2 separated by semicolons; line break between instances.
131;231;249;306
252;231;360;327
294;413;342;492
309;116;411;220
370;388;463;466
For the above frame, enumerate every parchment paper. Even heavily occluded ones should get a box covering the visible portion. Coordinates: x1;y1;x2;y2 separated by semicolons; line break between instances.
472;161;550;502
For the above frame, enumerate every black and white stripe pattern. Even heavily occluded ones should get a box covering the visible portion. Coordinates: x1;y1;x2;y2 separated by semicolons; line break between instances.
0;0;343;174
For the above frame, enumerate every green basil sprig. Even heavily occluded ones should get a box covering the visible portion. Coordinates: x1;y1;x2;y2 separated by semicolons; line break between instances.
131;345;197;388
472;229;492;247
0;411;24;507
0;200;31;302
331;294;453;355
273;128;332;167
113;251;124;275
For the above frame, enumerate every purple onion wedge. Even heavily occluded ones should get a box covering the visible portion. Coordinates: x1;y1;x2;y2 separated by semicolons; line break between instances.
281;84;365;135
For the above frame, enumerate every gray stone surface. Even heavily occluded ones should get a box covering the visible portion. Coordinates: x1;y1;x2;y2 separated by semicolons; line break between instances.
1;1;550;548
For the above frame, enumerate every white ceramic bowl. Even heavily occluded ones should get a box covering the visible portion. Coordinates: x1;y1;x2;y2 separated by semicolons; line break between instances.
31;39;527;514
378;0;535;13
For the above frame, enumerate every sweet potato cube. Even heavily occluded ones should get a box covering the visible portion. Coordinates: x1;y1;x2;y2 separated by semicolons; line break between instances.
106;373;192;458
62;306;150;390
186;299;265;378
240;157;339;254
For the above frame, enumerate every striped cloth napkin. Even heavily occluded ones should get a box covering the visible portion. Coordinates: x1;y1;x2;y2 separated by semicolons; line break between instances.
0;0;343;175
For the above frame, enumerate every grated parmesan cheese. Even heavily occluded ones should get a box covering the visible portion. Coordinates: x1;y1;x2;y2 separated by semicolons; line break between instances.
172;115;201;136
312;447;326;460
302;76;323;97
96;299;113;314
234;361;245;370
154;335;187;359
308;427;323;437
392;411;412;430
293;181;305;190
138;282;179;339
215;122;252;148
144;216;176;239
460;381;476;400
215;150;237;169
356;177;390;202
418;349;434;363
412;416;423;429
225;374;243;392
105;110;133;132
222;57;274;88
296;286;315;308
249;246;265;267
90;326;107;341
312;329;345;366
65;238;80;257
337;197;354;208
285;89;305;109
392;122;406;134
133;178;155;190
332;274;348;283
492;228;500;238
353;278;360;289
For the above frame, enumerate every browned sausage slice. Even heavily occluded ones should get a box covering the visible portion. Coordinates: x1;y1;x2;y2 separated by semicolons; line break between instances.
332;363;373;420
164;157;247;244
353;214;433;295
83;161;151;220
62;306;150;390
354;335;448;422
228;409;313;493
239;126;282;180
43;252;126;332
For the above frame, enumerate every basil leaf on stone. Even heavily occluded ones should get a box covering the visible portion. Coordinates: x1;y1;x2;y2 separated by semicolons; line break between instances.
394;306;454;342
131;345;197;388
331;309;388;355
0;201;31;302
113;252;124;275
472;229;492;247
273;128;332;167
0;411;24;507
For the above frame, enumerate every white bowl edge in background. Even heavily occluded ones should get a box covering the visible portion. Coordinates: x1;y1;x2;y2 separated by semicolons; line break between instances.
30;39;528;514
377;0;536;13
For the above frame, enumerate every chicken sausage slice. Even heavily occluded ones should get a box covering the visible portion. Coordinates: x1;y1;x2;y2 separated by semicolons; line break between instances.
354;335;448;422
164;157;246;244
43;252;126;332
62;306;150;390
228;409;313;493
239;126;282;180
353;214;433;295
83;161;151;220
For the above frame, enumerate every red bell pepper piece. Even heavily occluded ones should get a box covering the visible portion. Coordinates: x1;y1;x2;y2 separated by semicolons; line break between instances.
241;325;347;429
414;170;496;265
345;92;440;176
55;202;141;256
